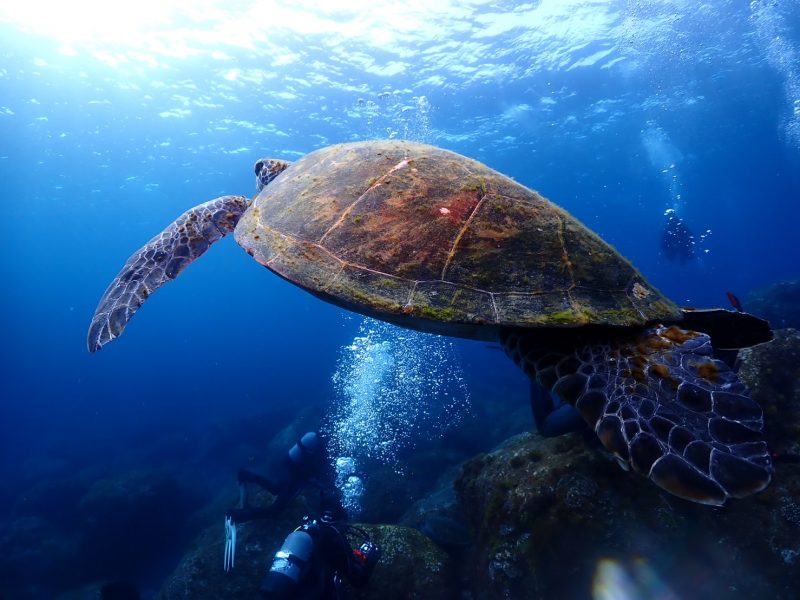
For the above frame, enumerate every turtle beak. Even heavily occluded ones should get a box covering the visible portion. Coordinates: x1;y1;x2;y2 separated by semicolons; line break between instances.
254;160;267;193
254;158;291;192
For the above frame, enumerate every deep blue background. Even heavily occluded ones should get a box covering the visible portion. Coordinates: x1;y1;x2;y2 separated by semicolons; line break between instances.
0;1;799;593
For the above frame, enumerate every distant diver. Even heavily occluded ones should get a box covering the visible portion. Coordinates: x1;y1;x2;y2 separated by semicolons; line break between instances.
661;208;696;263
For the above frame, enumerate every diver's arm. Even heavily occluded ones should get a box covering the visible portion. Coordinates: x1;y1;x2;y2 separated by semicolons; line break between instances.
227;491;291;523
238;468;281;494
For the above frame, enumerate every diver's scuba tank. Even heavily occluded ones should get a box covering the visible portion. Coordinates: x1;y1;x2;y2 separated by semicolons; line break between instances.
259;529;315;599
287;431;322;465
260;514;382;599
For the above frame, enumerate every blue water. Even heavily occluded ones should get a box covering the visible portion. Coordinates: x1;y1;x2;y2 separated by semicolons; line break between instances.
1;1;799;597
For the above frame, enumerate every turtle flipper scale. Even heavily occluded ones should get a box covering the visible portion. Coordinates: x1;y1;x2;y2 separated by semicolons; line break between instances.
87;195;249;353
501;325;772;505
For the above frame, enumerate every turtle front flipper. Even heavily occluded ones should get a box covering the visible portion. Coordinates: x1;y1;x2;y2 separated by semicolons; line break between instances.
501;326;772;505
87;195;249;353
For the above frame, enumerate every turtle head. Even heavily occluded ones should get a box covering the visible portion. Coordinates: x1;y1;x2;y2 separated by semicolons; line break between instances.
254;158;291;192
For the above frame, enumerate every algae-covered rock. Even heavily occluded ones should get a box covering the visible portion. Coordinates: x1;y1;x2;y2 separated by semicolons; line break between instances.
456;432;800;600
351;524;456;600
738;328;800;455
400;466;473;555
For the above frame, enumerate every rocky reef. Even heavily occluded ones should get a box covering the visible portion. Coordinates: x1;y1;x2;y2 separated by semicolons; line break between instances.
738;328;800;456
456;432;800;599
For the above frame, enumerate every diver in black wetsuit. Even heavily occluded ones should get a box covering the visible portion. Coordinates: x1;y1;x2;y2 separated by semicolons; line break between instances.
661;210;695;263
229;431;341;523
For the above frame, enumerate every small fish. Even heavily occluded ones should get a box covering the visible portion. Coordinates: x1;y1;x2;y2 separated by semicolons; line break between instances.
726;291;743;313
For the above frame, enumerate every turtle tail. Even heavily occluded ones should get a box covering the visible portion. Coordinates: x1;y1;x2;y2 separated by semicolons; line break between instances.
87;195;249;353
500;325;772;505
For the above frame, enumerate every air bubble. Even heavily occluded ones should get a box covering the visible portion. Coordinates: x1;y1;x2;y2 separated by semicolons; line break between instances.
323;318;470;473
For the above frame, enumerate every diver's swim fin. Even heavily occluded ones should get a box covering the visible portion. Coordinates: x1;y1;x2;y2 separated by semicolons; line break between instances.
224;516;237;572
223;483;247;572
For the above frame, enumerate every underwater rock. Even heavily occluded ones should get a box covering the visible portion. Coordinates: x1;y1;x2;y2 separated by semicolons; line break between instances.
12;476;87;526
0;468;201;599
356;447;472;525
354;374;530;525
456;431;800;599
745;280;800;329
0;479;89;596
737;328;800;455
351;524;457;600
55;580;144;600
0;514;83;598
79;469;200;580
399;466;473;556
159;489;456;599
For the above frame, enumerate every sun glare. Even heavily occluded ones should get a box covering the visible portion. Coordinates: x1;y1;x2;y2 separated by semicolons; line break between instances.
0;0;605;73
0;0;457;53
0;0;193;46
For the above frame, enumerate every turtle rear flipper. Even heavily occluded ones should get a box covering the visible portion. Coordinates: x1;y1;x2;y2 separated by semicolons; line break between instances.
87;195;248;353
501;325;772;505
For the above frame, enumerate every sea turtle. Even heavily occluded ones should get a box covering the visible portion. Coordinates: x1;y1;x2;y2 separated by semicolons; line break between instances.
87;140;773;505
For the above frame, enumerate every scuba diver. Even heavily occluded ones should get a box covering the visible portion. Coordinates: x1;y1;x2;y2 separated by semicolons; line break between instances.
661;209;696;263
225;431;345;572
260;511;382;599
